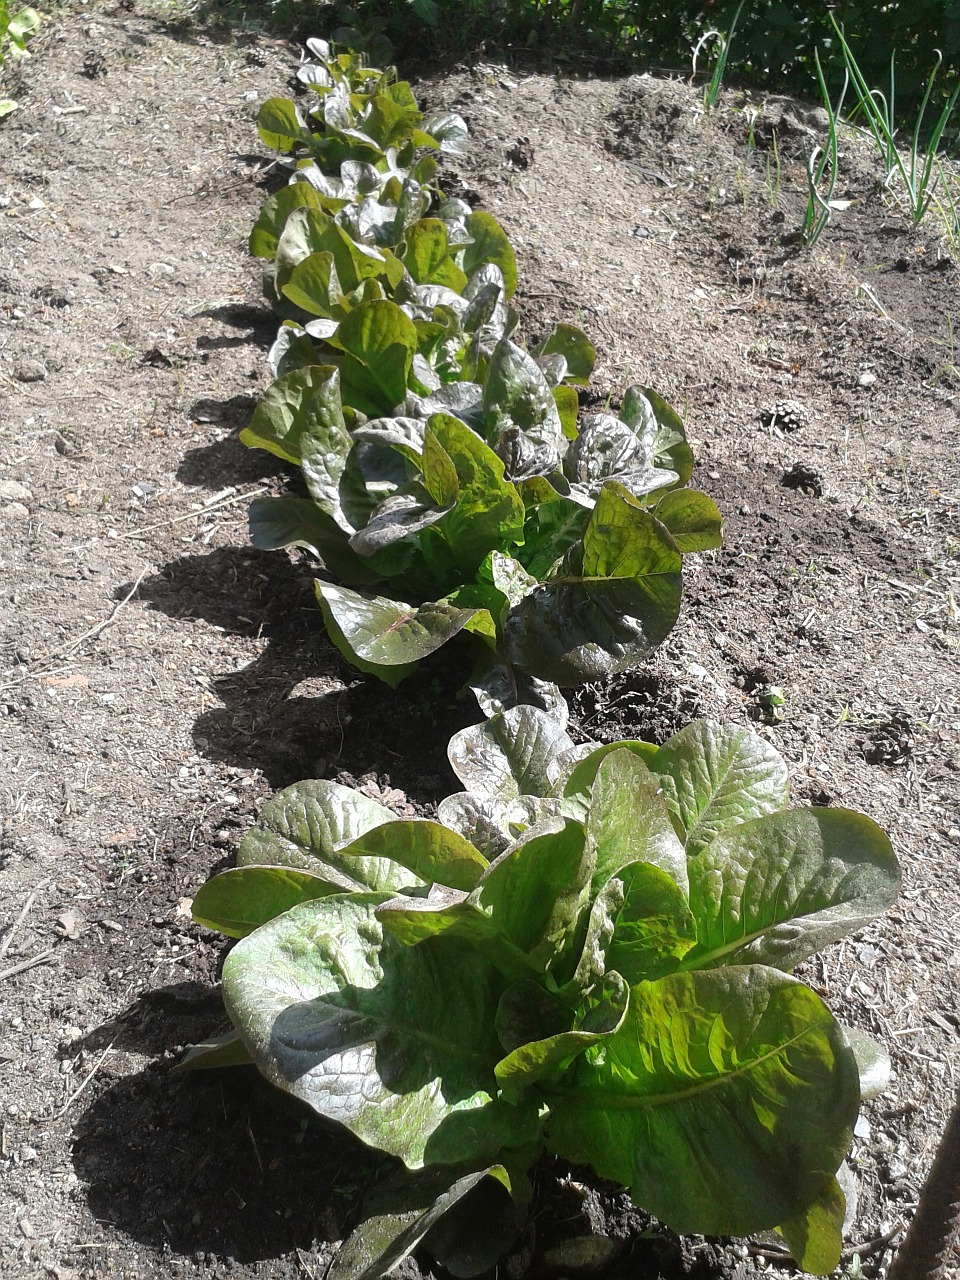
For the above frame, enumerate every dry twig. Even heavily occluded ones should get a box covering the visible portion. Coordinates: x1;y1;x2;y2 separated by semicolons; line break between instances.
0;570;148;692
0;945;59;982
0;878;51;960
55;1041;116;1119
112;483;270;541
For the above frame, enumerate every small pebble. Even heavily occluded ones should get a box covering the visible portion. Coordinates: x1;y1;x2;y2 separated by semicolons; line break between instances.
0;480;32;503
14;359;47;382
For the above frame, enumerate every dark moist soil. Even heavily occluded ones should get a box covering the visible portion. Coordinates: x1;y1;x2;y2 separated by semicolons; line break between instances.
1;7;958;1280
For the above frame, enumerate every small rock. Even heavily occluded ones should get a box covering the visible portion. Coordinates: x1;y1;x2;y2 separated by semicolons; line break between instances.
542;1235;621;1272
14;359;47;383
2;502;30;522
18;1217;34;1238
0;480;32;503
859;370;877;387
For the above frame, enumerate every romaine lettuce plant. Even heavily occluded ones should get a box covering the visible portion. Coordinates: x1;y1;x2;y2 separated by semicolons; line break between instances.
188;715;899;1278
256;38;468;174
250;40;474;327
242;345;721;704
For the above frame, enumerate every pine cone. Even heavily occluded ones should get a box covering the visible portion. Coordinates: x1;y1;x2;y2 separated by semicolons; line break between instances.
761;399;807;433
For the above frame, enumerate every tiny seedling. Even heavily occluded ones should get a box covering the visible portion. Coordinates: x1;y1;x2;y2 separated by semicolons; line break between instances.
0;1;40;116
766;128;782;205
928;312;958;388
0;1;39;60
931;163;960;253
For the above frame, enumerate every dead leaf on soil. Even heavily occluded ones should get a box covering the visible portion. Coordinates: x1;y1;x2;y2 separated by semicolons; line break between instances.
101;825;136;846
43;673;89;688
175;897;193;920
55;909;85;940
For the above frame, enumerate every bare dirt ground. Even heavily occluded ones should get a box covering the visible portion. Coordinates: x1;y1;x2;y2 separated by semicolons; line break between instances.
0;5;958;1278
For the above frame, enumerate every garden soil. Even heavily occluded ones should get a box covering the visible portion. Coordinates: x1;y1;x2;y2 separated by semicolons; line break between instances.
1;5;958;1278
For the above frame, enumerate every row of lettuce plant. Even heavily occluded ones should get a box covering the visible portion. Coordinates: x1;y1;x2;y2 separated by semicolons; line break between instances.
179;36;901;1280
241;39;722;714
184;713;900;1278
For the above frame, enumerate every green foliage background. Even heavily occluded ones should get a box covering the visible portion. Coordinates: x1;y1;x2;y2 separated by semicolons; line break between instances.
620;1;960;111
420;0;958;127
197;0;958;142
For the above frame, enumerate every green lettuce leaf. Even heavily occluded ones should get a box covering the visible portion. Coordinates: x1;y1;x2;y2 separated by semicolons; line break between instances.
326;299;419;416
223;896;538;1168
430;412;526;575
339;819;488;892
316;580;485;674
237;779;408;891
191;865;340;937
378;817;592;980
448;705;575;805
545;966;860;1236
585;748;688;893
650;720;790;850
328;1165;515;1280
241;365;343;465
777;1176;846;1275
495;972;629;1102
681;807;899;971
250;181;325;259
538;323;596;385
504;483;682;685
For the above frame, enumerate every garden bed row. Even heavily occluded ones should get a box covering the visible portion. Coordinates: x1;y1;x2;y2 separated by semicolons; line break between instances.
181;35;901;1280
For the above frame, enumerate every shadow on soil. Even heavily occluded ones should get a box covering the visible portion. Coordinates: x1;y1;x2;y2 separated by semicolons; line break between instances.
127;547;473;797
71;1010;377;1265
177;425;280;489
69;982;747;1276
74;982;229;1058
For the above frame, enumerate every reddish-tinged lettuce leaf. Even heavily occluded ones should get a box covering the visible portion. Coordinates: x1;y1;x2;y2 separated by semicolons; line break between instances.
316;579;486;677
504;484;682;685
